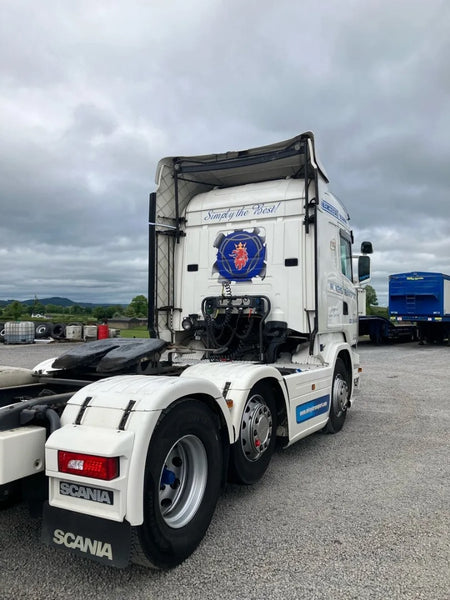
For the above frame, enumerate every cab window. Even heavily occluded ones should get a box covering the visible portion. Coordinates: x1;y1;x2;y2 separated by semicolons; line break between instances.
340;233;353;280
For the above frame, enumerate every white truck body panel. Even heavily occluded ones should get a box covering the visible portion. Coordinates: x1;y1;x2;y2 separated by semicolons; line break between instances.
168;180;358;346
174;179;310;334
0;366;34;387
0;426;46;485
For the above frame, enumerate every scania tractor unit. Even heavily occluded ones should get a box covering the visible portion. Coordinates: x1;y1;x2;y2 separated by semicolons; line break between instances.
0;132;372;569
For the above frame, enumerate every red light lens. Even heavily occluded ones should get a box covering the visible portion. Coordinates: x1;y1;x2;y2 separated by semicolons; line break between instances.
58;451;119;481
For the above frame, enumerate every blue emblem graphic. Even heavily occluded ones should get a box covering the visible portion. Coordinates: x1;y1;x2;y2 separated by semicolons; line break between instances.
215;230;266;281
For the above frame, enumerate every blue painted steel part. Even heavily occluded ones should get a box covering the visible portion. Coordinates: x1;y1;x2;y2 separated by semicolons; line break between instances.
389;272;449;321
296;396;330;424
161;468;176;486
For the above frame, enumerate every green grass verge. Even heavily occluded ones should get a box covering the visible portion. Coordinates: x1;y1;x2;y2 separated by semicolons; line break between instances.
118;327;150;338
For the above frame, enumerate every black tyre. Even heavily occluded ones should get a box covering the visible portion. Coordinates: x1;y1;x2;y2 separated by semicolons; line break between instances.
51;323;66;339
0;482;21;510
324;358;350;434
35;322;53;338
228;383;277;485
0;323;4;343
131;400;223;569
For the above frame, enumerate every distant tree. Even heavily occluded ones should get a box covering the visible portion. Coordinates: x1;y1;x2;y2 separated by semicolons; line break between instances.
106;306;117;319
92;306;116;321
70;304;83;315
110;305;124;316
365;285;378;314
45;304;61;314
5;300;24;320
32;297;45;315
23;304;34;316
92;306;108;321
126;295;148;318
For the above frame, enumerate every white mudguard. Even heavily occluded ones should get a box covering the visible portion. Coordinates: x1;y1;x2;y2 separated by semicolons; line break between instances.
181;361;288;437
45;375;232;526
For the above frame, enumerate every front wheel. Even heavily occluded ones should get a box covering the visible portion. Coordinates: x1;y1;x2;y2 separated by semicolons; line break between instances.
229;383;277;485
324;358;350;434
131;400;223;569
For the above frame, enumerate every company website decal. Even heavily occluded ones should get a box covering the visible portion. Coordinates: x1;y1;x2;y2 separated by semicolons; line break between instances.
321;198;348;225
296;395;330;423
328;281;357;299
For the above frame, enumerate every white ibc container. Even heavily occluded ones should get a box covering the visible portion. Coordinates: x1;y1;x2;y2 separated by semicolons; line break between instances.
83;325;97;341
66;325;83;341
5;321;35;345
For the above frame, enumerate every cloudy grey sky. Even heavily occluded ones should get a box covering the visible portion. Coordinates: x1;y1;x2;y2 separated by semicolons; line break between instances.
1;0;449;306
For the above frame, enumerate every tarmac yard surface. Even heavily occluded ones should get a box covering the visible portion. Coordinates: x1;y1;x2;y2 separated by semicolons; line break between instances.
0;341;448;600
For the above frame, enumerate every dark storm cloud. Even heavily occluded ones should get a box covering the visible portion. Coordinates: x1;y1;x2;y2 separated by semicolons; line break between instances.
1;0;449;306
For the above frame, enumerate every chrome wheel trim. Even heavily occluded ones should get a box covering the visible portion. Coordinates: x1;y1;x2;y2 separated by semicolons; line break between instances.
333;374;349;417
240;394;273;462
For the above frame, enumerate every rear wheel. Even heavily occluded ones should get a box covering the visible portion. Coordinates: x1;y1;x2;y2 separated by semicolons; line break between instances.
131;400;223;569
229;383;277;485
324;358;350;434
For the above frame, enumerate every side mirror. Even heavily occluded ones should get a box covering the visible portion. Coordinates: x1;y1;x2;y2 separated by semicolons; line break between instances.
361;241;373;254
358;255;371;283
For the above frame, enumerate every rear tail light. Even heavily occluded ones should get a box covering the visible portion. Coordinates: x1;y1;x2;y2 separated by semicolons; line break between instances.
58;451;119;481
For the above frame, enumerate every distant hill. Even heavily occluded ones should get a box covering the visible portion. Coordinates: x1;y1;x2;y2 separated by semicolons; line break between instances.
0;297;125;308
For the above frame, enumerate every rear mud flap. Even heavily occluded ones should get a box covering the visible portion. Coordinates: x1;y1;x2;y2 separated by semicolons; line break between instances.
42;503;131;568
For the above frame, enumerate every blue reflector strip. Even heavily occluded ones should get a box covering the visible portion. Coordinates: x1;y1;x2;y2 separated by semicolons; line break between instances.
296;395;330;423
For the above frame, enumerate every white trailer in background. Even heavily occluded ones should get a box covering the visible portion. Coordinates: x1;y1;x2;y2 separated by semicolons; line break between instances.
0;132;372;568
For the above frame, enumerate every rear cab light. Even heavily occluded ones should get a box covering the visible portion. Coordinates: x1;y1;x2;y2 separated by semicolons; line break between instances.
58;451;119;481
46;426;136;522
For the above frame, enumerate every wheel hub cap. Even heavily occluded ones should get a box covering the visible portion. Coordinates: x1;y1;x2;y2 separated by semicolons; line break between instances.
333;376;349;416
158;434;207;529
240;394;273;461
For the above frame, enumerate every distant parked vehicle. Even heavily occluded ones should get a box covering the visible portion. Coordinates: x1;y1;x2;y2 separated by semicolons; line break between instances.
359;315;416;344
389;272;450;344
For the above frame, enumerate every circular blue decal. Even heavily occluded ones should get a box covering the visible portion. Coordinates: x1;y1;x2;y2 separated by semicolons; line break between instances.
216;230;266;281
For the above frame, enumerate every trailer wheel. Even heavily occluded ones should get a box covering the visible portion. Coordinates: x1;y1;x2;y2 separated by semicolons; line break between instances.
131;400;223;569
324;358;349;434
229;383;277;485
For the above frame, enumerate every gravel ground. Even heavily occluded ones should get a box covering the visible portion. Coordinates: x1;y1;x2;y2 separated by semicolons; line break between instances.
0;341;448;600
